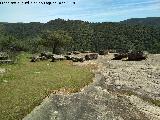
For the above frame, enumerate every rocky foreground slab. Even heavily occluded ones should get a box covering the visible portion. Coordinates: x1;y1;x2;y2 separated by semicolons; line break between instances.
24;54;160;120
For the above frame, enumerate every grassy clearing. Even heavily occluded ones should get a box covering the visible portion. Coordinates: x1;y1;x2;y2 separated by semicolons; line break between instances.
0;53;93;120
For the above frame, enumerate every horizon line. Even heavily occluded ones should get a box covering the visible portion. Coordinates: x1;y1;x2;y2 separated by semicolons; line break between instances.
0;16;160;24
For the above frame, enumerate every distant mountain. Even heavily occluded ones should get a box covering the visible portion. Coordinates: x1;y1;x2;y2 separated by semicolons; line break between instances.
120;17;160;26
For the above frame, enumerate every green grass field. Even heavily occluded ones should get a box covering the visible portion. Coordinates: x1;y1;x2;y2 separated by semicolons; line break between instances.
0;53;93;120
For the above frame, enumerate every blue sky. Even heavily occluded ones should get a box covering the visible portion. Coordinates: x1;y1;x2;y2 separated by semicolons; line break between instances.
0;0;160;23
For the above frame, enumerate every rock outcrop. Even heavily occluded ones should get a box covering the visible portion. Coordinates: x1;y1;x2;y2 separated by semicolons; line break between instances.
24;54;160;120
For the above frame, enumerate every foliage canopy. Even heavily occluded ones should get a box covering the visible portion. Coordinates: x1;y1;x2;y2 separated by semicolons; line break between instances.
0;18;160;53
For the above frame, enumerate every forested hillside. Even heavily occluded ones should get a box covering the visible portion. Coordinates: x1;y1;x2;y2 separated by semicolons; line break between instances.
121;17;160;26
0;17;160;53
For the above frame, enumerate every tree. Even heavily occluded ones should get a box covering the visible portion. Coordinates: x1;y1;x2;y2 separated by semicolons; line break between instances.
40;30;72;54
0;36;16;51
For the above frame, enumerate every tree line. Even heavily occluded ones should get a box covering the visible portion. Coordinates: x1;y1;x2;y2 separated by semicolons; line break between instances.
0;18;160;54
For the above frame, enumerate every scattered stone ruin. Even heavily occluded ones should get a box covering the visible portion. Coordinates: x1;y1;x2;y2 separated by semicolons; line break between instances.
30;51;99;63
30;50;148;62
113;50;148;61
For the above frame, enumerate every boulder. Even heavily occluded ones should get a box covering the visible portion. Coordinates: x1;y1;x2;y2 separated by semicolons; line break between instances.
30;56;40;62
40;56;48;61
65;55;73;60
128;51;148;61
72;56;85;62
51;55;66;62
85;53;98;60
40;52;53;59
65;55;85;62
113;53;128;60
